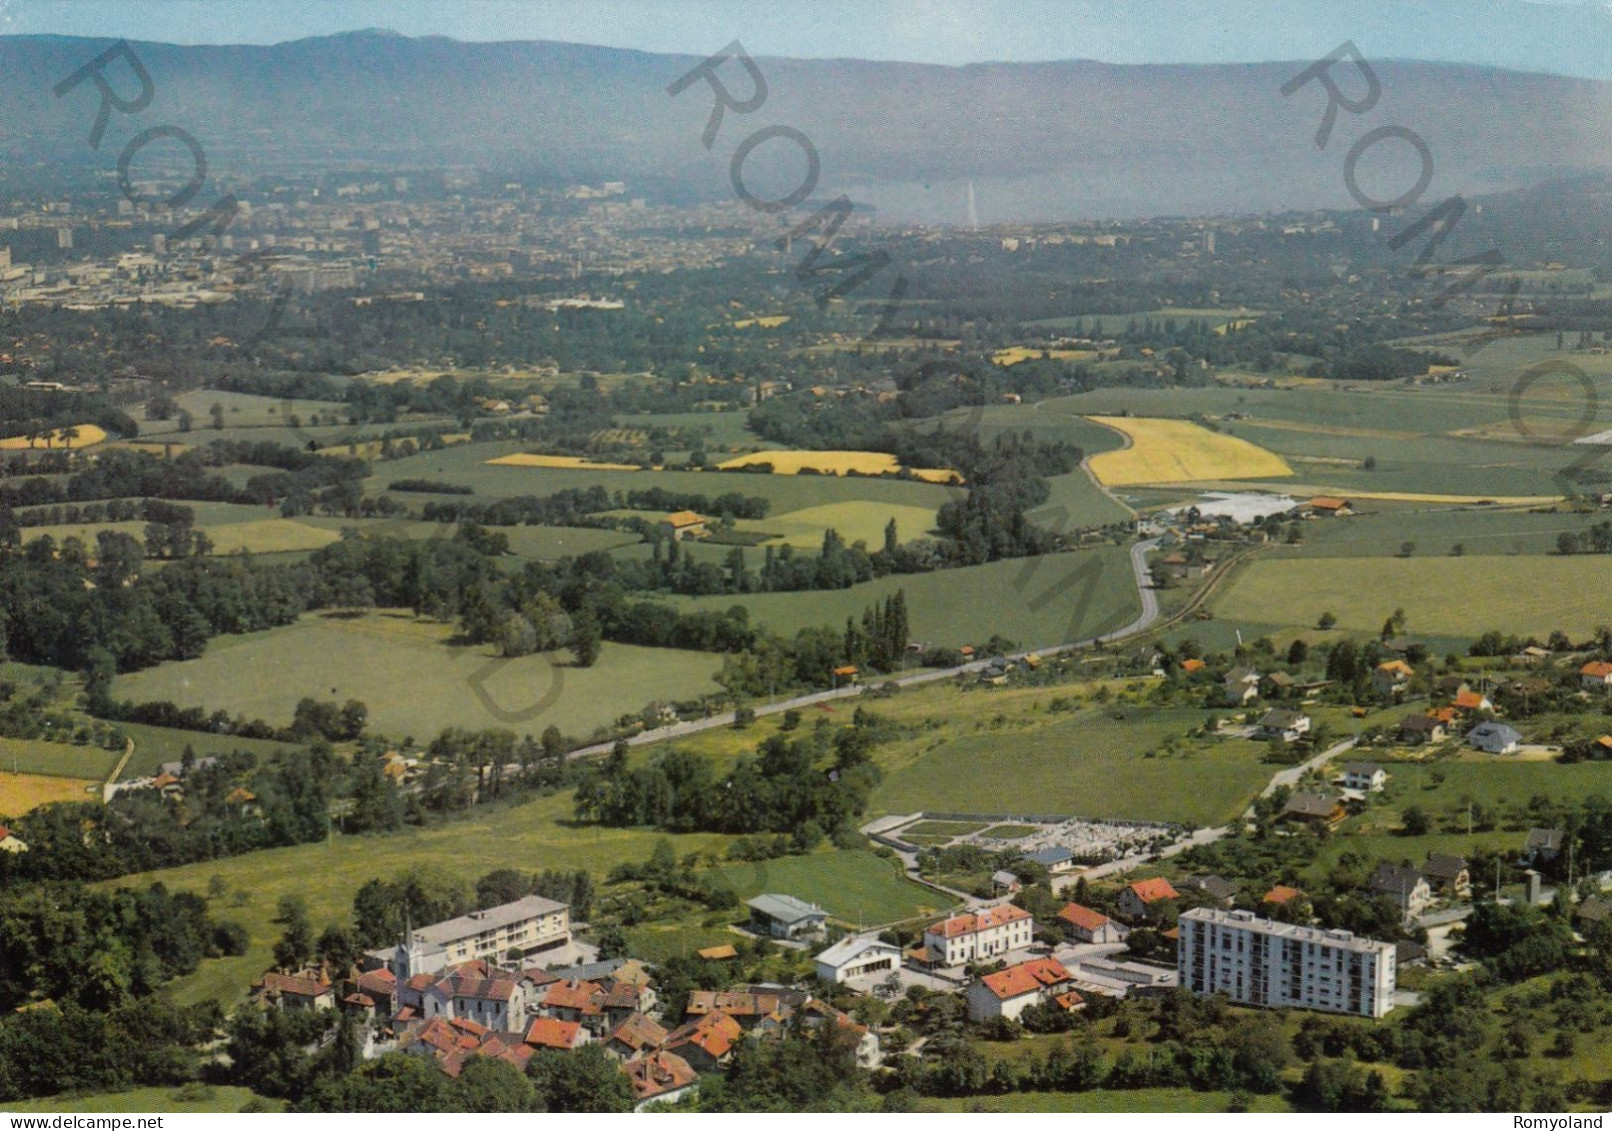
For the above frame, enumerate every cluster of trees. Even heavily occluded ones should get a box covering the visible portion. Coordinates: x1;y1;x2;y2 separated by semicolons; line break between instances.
574;710;888;838
1556;521;1612;555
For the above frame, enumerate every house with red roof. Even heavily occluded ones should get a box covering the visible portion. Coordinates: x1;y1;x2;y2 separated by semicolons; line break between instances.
0;825;27;854
622;1050;699;1110
524;1016;587;1051
663;1010;743;1073
1118;878;1179;922
1056;902;1126;944
1583;661;1612;690
966;957;1079;1021
253;970;336;1012
919;902;1035;967
603;1013;668;1061
1262;885;1305;908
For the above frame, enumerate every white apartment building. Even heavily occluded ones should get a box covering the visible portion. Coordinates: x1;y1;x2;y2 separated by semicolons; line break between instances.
1178;908;1397;1019
392;894;571;979
921;903;1034;966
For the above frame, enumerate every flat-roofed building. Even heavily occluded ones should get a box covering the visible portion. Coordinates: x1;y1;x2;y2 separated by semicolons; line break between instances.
1178;908;1396;1019
393;895;571;979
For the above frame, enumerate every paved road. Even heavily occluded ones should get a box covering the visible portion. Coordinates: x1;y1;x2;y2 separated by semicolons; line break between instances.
567;538;1162;761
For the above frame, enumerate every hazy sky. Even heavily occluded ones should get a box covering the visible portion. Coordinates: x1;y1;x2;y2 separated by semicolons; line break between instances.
3;0;1611;74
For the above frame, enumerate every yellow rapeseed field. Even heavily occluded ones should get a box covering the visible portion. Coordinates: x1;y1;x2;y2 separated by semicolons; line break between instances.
733;315;791;329
0;423;109;450
991;347;1098;366
716;450;960;483
1086;416;1293;486
486;453;643;471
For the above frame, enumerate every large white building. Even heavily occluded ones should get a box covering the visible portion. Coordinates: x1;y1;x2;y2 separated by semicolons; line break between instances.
920;903;1033;967
1178;908;1397;1019
392;894;571;980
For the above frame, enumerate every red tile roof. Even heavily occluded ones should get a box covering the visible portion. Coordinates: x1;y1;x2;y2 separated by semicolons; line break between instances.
543;978;603;1012
607;1012;668;1054
524;1017;583;1050
623;1050;697;1101
1127;878;1179;904
1584;661;1612;679
1263;885;1304;905
979;957;1073;1001
257;971;331;999
927;903;1031;938
1056;903;1114;932
1453;691;1487;710
665;1011;742;1060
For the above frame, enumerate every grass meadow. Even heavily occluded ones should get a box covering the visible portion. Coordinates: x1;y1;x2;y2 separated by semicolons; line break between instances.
112;610;723;743
0;736;120;779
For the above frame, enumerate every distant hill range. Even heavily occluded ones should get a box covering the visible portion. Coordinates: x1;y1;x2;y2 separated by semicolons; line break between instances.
2;30;1609;222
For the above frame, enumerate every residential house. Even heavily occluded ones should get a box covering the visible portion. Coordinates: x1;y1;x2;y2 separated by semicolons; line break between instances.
1262;671;1297;699
524;1017;587;1051
623;1051;699;1110
1523;827;1565;866
686;989;797;1030
1575;897;1612;931
790;998;883;1068
1262;885;1306;909
1369;863;1432;923
421;960;533;1034
1452;690;1493;714
1183;874;1238;908
0;825;27;853
813;935;902;984
966;957;1079;1022
992;870;1024;893
1180;658;1206;675
1223;666;1262;706
351;967;396;1018
1341;762;1388;793
658;511;706;541
603;1013;668;1061
664;1010;743;1072
1283;791;1347;829
1397;715;1446;745
1581;661;1612;690
1435;676;1471;699
1118;878;1180;922
1422;854;1471;899
1257;709;1311;742
1056;903;1127;944
747;893;828;940
1372;661;1414;698
919;903;1034;966
1468;722;1522;755
254;970;336;1012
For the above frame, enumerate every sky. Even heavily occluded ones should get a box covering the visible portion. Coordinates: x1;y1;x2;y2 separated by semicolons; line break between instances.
2;0;1611;76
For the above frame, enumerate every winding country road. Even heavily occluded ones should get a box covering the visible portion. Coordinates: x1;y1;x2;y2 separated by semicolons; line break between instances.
565;537;1163;761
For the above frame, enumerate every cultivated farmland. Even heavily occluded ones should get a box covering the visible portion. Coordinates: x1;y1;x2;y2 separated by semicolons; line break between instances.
1086;416;1293;486
716;449;960;483
0;772;98;815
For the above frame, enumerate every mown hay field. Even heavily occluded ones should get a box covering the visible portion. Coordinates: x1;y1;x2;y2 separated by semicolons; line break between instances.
0;423;108;450
0;772;99;815
1212;554;1612;639
716;449;959;483
991;347;1098;366
1086;416;1293;486
0;737;120;780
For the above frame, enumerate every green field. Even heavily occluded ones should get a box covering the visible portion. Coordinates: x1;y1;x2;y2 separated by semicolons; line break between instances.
0;736;119;779
112;610;724;743
104;787;730;1007
673;545;1141;649
114;723;301;780
914;1088;1292;1113
872;705;1267;827
1211;554;1612;639
1262;505;1607;560
6;1085;278;1113
496;524;642;559
704;849;944;927
758;501;941;549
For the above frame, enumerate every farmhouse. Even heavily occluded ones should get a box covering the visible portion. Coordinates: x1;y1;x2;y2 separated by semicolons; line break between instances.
1223;666;1262;705
747;893;828;940
1452;690;1493;714
1468;722;1522;755
1308;496;1354;517
1341;762;1388;793
1257;708;1311;742
814;935;902;984
1056;902;1127;944
1372;661;1414;698
0;825;27;853
1583;661;1612;689
920;903;1034;966
1118;878;1179;921
1524;827;1565;866
391;895;571;979
658;510;707;540
966;957;1078;1022
1369;863;1432;923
